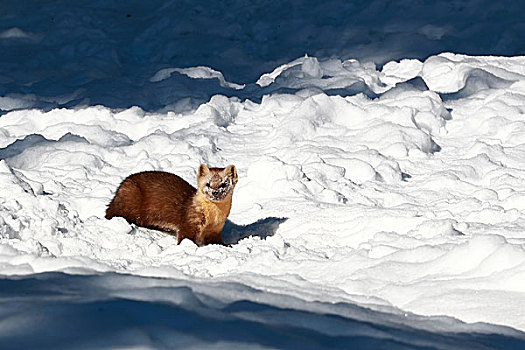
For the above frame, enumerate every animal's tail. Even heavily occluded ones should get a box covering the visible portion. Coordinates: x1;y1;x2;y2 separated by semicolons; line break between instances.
105;200;116;219
104;178;141;221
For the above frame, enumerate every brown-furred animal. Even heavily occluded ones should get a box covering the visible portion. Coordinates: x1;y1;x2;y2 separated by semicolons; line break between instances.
105;164;237;246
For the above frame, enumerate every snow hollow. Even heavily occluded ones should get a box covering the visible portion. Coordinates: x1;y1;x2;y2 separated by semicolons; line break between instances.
1;1;525;349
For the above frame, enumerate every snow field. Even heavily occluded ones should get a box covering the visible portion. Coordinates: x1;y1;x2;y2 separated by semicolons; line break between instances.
1;53;525;335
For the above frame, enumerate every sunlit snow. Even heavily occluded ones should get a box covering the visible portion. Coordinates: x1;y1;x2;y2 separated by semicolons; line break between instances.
1;0;525;349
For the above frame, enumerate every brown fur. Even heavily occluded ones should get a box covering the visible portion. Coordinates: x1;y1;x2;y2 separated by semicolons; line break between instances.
105;164;238;246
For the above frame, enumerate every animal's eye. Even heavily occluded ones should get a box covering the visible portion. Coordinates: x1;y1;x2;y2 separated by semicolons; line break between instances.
206;183;210;187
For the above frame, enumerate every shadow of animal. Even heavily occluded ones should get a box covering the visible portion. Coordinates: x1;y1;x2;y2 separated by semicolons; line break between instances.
222;217;288;245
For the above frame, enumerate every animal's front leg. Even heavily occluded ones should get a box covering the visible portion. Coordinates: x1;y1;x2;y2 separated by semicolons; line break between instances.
179;211;206;246
194;226;210;247
197;227;226;246
177;223;203;245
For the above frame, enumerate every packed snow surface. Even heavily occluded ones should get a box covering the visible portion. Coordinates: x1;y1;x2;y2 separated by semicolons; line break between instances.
2;51;525;348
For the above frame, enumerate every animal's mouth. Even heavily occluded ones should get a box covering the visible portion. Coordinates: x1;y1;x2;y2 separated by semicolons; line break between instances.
208;195;224;202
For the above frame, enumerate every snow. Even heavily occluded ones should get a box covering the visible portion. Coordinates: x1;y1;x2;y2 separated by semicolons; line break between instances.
151;66;246;90
2;0;525;348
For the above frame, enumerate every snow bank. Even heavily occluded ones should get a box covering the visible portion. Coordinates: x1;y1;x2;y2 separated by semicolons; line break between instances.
1;272;524;349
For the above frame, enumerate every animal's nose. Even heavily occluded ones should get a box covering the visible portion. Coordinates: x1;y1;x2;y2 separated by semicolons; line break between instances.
212;190;219;196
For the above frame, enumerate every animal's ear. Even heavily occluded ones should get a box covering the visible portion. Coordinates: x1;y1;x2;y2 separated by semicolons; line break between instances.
225;165;238;184
198;164;210;178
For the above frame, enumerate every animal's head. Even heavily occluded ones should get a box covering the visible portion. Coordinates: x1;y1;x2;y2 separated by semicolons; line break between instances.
197;164;238;202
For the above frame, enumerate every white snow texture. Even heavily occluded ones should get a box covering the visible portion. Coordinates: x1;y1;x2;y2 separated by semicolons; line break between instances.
1;1;525;349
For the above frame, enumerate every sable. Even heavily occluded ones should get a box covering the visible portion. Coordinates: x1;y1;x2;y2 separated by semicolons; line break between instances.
105;164;237;246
